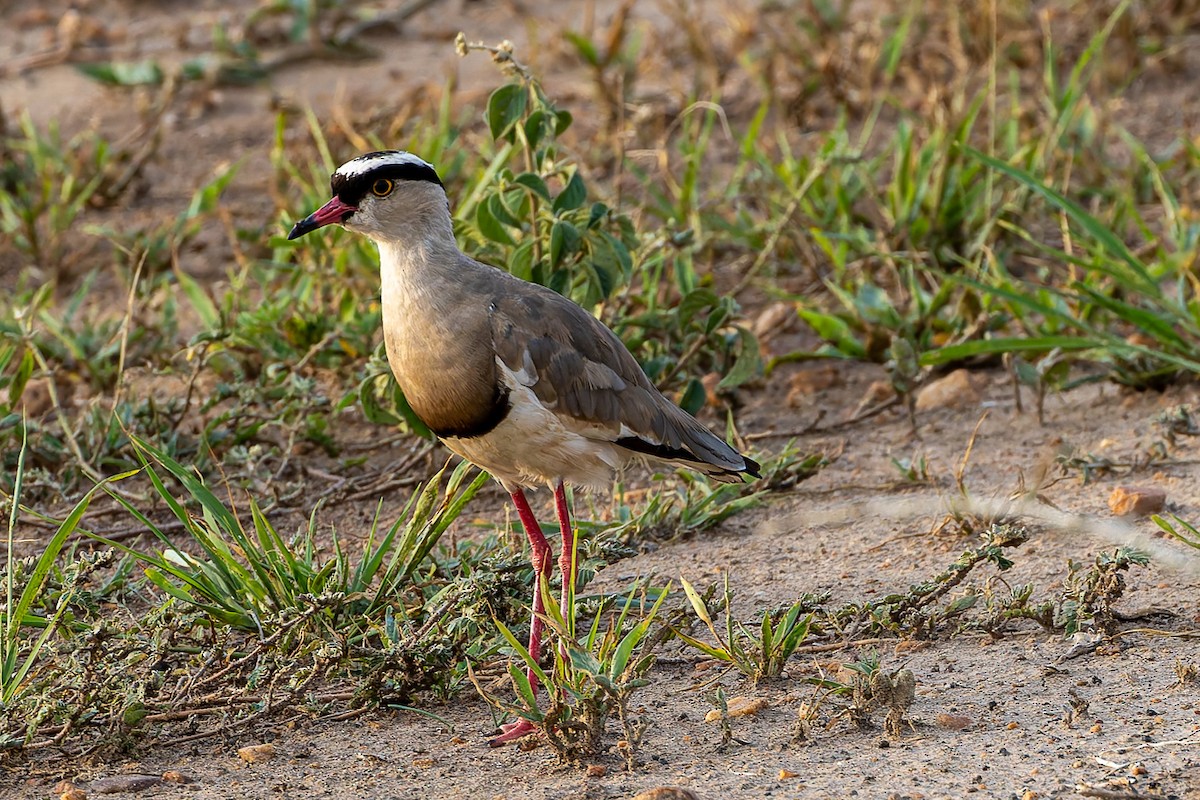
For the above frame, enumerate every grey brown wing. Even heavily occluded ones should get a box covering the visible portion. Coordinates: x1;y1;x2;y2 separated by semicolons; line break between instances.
488;289;758;478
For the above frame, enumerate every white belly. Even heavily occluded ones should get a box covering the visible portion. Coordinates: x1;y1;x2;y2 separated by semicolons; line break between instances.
441;379;625;491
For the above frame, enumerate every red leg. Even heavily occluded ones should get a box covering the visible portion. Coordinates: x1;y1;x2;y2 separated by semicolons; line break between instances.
553;481;575;617
489;488;551;747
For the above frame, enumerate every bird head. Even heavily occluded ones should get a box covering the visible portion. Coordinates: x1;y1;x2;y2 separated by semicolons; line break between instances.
287;150;446;243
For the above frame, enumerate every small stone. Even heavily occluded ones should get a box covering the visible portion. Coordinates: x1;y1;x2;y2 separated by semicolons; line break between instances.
53;783;86;800
935;712;972;730
90;775;161;794
237;743;276;764
160;771;190;784
631;790;699;800
787;365;843;406
752;302;797;342
915;369;983;412
412;758;435;769
1107;485;1166;516
704;696;768;722
586;764;606;778
778;769;800;779
856;380;896;412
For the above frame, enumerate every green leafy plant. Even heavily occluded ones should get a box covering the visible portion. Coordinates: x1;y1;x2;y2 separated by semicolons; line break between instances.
456;36;761;402
481;581;670;766
1057;548;1150;636
85;437;486;638
454;35;635;308
2;425;125;706
0;113;120;276
813;651;916;737
675;574;813;682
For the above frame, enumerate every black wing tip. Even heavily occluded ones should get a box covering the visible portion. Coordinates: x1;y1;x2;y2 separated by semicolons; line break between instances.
616;436;762;481
742;455;763;479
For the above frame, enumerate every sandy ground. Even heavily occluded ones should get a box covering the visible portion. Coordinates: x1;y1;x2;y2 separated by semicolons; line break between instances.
2;1;1199;799
9;367;1198;800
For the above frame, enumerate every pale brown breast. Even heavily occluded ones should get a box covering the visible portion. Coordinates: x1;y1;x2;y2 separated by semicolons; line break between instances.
381;277;510;439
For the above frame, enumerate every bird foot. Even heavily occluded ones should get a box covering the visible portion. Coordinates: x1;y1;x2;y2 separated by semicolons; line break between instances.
488;719;539;747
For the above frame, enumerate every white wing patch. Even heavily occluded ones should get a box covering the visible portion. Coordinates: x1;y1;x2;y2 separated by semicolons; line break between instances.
438;359;628;491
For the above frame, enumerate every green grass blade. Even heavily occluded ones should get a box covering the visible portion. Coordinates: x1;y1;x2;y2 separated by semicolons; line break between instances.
494;618;551;689
919;335;1095;366
961;146;1157;296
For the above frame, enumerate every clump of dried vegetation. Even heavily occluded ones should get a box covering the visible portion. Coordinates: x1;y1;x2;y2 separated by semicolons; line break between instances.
3;0;1199;770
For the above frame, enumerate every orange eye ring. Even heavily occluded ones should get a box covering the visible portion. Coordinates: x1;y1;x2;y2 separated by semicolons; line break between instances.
371;178;394;197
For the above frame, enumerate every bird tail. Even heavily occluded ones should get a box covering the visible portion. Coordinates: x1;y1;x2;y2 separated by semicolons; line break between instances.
615;408;760;481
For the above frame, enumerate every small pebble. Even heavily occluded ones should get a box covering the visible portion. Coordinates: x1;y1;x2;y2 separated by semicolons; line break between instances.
936;712;972;730
1107;485;1166;516
237;743;276;764
631;790;699;800
90;775;161;794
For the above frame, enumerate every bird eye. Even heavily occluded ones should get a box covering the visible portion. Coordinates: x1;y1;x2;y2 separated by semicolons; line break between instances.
371;178;394;197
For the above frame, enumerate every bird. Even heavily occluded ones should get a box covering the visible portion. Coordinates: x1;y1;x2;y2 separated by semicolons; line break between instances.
288;150;760;746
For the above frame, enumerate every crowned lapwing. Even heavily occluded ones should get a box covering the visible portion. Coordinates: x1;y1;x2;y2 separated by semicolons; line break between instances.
289;150;760;745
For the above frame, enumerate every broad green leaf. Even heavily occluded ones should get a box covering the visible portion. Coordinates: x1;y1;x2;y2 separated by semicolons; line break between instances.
509;241;536;282
553;172;587;214
717;327;762;390
549;220;581;267
679;288;719;328
486;84;527;142
760;612;773;659
680;576;714;628
796;308;866;359
507;662;540;713
475;201;516;245
678;378;706;416
7;349;34;411
554;109;573;135
494;618;551;689
77;61;164;86
512;172;551;200
672;629;731;661
919;336;1099;367
489;191;522;228
358;377;402;426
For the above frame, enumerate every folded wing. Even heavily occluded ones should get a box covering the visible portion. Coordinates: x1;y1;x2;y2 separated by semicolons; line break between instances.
488;288;760;481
